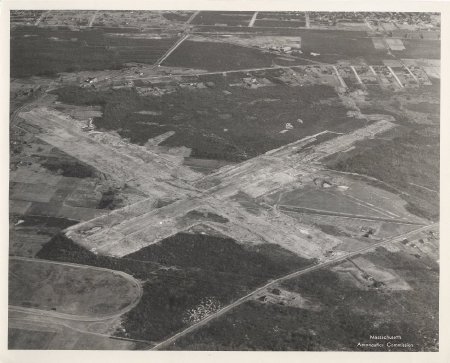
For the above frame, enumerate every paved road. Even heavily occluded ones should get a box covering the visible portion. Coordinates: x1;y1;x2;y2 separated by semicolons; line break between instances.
151;222;438;350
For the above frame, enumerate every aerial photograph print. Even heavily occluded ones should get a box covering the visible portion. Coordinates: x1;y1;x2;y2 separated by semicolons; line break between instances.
7;8;441;352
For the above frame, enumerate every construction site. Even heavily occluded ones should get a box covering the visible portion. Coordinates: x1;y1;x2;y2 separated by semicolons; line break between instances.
9;10;440;351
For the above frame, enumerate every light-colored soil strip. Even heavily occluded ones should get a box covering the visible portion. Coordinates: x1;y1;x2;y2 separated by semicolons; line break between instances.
35;10;51;26
369;65;378;76
248;12;258;27
332;66;348;89
186;11;200;25
88;10;99;27
351;66;364;85
403;65;419;82
364;18;374;31
387;66;404;88
156;34;190;67
408;182;438;194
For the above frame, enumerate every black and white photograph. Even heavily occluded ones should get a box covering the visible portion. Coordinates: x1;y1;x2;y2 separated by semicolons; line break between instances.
2;2;448;359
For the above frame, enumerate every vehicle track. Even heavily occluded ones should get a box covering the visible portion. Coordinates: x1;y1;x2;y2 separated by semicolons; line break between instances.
9;256;143;322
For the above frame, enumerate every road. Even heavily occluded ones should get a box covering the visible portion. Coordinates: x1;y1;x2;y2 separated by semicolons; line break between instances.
278;204;425;225
186;11;200;25
154;34;190;67
305;12;310;28
88;10;99;27
150;222;438;350
248;12;258;27
134;62;329;83
34;10;50;26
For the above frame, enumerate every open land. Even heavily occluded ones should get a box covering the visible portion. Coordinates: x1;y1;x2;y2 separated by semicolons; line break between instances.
9;10;440;351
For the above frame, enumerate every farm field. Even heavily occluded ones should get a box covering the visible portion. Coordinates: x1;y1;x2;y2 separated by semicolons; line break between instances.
11;27;176;77
192;11;253;27
392;39;441;59
9;125;144;256
8;322;145;350
254;20;307;28
162;40;302;71
296;30;389;64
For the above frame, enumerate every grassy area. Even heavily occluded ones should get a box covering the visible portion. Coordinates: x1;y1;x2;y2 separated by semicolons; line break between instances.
392;39;440;59
192;12;252;26
324;125;439;220
40;149;98;178
173;30;390;65
9;328;56;350
9;257;141;317
296;29;389;64
163;40;294;71
11;27;175;78
254;20;306;27
37;233;312;342
170;247;438;351
279;186;388;217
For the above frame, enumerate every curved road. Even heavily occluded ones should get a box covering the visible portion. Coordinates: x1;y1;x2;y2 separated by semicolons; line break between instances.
9;256;143;322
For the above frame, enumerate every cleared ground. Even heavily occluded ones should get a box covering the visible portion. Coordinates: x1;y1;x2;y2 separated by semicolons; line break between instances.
11;27;177;77
9;257;142;318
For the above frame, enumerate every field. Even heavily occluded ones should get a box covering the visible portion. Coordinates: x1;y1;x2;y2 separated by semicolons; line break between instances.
325;125;439;220
8;323;143;350
9;215;78;258
9;257;141;317
254;20;306;28
192;11;254;27
392;39;441;59
10;10;45;25
277;185;392;218
9;328;56;349
165;30;391;68
163;40;302;71
36;232;312;342
168;246;438;351
11;27;176;78
9;129;141;256
257;12;306;21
